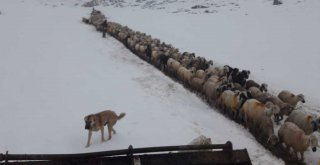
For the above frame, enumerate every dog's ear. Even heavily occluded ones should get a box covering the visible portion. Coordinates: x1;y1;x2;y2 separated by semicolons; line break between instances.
84;115;91;121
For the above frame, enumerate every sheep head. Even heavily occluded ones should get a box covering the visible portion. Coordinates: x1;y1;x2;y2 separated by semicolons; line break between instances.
261;83;268;92
309;134;318;152
267;134;278;146
297;94;306;103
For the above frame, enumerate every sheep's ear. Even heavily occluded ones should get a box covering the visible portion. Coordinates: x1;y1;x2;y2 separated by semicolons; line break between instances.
306;115;313;123
307;138;311;145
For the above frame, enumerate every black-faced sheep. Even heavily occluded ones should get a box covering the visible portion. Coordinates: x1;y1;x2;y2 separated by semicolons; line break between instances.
285;110;320;135
266;95;294;124
278;122;319;160
158;54;170;70
228;69;250;86
145;44;152;62
278;90;305;108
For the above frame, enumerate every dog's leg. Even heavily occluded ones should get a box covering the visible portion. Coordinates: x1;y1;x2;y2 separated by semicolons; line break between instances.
101;127;106;142
112;128;116;134
107;124;113;140
86;130;92;148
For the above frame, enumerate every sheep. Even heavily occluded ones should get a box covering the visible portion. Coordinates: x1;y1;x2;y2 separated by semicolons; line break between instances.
226;67;238;82
240;99;279;128
158;54;170;70
151;50;162;66
278;90;305;108
231;82;246;91
278;122;318;160
202;78;228;105
180;56;193;68
145;44;152;62
195;69;205;79
188;135;212;145
240;99;279;145
255;92;272;103
89;9;106;27
189;74;208;93
189;57;213;70
167;58;181;77
205;66;229;77
206;75;223;83
245;80;268;92
285;110;319;135
177;66;196;86
217;90;249;119
259;114;279;146
179;135;213;153
228;69;250;86
248;86;264;99
266;95;294;123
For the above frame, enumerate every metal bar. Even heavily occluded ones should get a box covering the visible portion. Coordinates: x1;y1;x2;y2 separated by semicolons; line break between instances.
0;141;232;161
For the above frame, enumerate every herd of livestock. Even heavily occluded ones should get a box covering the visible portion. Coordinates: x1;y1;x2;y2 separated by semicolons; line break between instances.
83;9;320;163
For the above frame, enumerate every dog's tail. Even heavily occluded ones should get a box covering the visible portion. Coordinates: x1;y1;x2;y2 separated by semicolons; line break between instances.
117;113;126;120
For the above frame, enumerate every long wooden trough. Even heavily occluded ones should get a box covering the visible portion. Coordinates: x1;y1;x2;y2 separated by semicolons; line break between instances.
0;142;252;165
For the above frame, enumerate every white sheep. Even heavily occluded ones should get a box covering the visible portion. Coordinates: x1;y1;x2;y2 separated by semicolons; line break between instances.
260;114;279;145
189;75;207;93
217;90;248;119
278;90;305;108
188;135;212;145
285;110;319;135
167;58;181;77
151;50;162;65
255;92;272;103
177;66;195;86
195;69;206;79
205;66;228;77
278;122;319;160
248;86;263;99
179;135;212;153
240;99;279;128
202;77;227;105
240;99;279;145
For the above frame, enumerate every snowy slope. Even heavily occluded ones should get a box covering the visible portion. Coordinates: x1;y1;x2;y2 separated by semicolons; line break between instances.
0;0;319;165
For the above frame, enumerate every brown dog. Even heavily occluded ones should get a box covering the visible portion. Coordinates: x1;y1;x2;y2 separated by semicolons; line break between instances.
84;110;125;147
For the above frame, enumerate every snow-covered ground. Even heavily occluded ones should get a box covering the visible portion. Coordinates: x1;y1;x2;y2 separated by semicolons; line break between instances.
0;0;319;164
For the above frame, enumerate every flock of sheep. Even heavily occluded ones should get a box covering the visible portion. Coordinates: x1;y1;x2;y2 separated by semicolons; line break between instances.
83;9;320;162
